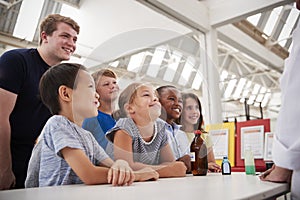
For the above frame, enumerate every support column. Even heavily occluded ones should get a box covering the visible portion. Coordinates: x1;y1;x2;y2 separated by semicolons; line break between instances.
201;28;222;124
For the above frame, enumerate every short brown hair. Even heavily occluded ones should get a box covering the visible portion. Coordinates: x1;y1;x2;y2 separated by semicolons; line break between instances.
39;14;80;44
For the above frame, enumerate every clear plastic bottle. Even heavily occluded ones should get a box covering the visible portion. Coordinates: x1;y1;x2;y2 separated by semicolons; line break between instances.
221;156;231;175
190;130;208;176
244;148;256;175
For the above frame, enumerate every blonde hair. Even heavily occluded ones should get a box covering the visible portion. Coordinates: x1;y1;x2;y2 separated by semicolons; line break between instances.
113;82;143;120
91;68;118;86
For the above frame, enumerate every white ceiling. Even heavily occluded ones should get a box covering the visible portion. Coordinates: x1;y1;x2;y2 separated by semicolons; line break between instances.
0;0;298;129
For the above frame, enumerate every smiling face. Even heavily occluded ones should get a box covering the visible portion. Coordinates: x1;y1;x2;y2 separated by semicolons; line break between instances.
43;22;78;63
96;75;119;103
158;87;182;124
72;70;100;122
181;97;200;128
128;84;161;123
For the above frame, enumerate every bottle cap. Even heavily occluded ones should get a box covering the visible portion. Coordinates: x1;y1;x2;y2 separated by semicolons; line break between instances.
194;130;202;135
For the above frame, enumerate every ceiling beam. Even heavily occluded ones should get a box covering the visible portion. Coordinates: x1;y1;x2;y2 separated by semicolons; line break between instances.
0;0;22;9
137;0;210;32
217;24;284;73
0;0;9;7
210;0;295;28
233;20;289;59
52;0;81;8
0;31;37;48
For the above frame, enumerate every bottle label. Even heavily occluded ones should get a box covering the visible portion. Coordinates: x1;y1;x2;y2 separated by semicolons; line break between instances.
222;163;230;173
190;152;195;162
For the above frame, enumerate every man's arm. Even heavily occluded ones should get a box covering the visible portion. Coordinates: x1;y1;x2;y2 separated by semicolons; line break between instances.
0;88;17;190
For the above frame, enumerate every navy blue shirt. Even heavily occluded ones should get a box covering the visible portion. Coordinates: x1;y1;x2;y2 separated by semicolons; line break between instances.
0;48;51;188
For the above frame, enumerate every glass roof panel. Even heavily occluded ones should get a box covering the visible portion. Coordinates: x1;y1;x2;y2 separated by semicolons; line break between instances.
261;92;271;107
247;13;261;26
224;79;237;99
178;56;195;86
220;70;228;82
147;47;166;77
278;7;299;46
264;6;283;36
191;73;202;90
232;78;247;99
127;52;145;72
162;50;182;82
13;0;44;40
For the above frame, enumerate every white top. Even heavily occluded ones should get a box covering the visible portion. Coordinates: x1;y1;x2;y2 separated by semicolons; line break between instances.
165;122;190;159
0;173;288;200
272;17;300;200
273;18;300;171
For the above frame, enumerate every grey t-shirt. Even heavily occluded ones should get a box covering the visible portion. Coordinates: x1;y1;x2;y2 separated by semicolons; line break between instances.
25;115;109;188
106;118;169;165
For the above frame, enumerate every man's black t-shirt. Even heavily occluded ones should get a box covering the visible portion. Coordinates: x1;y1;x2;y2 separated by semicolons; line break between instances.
0;48;52;188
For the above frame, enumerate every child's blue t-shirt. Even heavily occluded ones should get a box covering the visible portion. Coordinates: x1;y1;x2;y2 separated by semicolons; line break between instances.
25;115;109;188
82;110;116;150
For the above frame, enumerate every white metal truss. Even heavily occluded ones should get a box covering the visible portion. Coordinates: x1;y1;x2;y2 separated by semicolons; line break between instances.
0;0;298;122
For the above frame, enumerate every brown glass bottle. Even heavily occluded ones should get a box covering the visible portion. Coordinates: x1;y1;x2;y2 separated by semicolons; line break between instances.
190;130;208;176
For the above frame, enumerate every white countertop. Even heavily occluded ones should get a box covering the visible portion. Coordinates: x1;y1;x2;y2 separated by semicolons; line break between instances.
0;173;289;200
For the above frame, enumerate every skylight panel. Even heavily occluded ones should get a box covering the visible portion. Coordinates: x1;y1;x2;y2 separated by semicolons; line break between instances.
255;94;264;103
247;13;261;26
264;6;283;36
191;72;202;90
220;70;228;82
61;3;80;20
163;51;182;82
127;52;145;72
277;7;299;46
109;60;119;68
261;92;271;107
254;102;260;107
224;79;237;99
147;47;166;77
232;78;247;99
247;94;256;105
260;86;267;93
252;84;261;95
178;56;195;86
242;80;252;97
13;0;44;41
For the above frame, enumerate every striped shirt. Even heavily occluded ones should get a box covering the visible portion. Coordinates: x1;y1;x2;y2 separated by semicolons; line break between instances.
25;115;108;187
106;118;169;165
